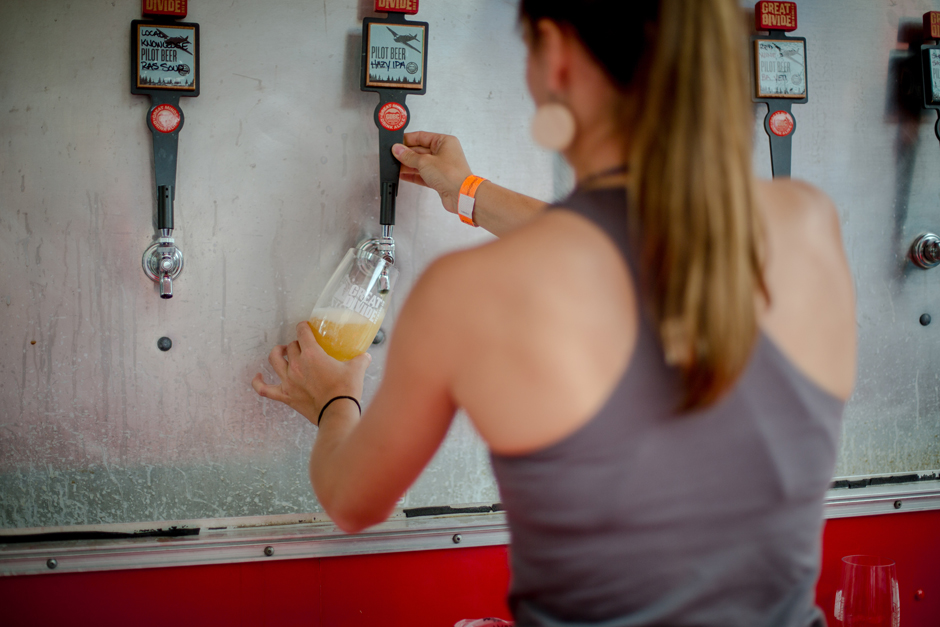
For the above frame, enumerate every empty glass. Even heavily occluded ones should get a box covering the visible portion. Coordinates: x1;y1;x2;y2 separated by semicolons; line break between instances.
308;248;398;361
834;555;900;626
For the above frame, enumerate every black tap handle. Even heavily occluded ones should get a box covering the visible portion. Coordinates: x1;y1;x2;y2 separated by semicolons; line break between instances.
375;95;409;227
157;185;174;231
380;182;397;226
764;102;794;179
147;93;183;231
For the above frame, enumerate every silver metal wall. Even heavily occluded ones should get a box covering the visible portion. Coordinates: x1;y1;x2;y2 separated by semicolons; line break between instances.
0;0;938;530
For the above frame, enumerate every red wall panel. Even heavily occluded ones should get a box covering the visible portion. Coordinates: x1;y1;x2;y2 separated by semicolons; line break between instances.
1;512;938;626
320;547;511;626
816;511;940;626
0;559;323;627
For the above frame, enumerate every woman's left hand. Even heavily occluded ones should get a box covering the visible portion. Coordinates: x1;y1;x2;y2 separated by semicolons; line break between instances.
252;322;372;424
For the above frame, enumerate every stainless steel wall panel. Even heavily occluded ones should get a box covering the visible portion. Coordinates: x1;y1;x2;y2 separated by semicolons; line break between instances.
2;0;939;529
0;0;546;528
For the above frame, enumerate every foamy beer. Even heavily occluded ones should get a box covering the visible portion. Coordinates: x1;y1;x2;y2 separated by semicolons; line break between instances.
309;249;398;361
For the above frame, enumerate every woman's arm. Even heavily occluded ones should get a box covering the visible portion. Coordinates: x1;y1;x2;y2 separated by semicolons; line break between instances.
393;131;546;236
252;259;463;533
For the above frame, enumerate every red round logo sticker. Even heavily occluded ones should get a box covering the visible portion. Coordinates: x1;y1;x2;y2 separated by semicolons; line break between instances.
150;104;181;134
378;102;408;131
768;110;794;137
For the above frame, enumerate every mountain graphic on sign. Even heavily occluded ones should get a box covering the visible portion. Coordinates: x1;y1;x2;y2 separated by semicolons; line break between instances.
369;73;421;85
140;75;194;87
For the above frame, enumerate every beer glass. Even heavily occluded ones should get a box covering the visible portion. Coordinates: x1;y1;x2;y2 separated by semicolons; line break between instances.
308;248;398;361
834;555;900;626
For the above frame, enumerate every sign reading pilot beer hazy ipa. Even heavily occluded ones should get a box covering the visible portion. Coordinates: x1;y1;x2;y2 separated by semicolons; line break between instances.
365;21;426;90
754;39;806;98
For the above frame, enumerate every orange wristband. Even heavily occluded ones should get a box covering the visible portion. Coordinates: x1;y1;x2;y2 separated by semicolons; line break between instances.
457;175;487;227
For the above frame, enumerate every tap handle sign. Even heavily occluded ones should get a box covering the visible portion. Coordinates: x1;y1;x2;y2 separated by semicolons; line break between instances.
361;5;429;227
130;5;199;299
750;1;807;179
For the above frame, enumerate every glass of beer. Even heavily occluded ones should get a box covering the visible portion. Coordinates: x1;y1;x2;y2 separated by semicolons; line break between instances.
308;249;398;361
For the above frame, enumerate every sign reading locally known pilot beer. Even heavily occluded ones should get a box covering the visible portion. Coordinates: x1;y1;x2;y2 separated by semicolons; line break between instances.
365;21;426;90
134;23;197;91
754;38;806;98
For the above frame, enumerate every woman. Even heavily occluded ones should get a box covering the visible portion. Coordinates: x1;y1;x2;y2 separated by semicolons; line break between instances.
252;1;856;624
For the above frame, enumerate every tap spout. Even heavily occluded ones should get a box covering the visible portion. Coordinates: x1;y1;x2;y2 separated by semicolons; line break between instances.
357;233;396;295
376;227;395;294
143;234;185;298
159;274;173;298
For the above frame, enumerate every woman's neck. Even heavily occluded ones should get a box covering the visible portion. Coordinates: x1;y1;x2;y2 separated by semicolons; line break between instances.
564;110;629;186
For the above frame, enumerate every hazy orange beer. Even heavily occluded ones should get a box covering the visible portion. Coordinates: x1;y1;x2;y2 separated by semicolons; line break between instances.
308;249;397;361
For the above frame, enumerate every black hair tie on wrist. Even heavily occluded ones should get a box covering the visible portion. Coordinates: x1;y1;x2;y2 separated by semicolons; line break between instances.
317;395;362;426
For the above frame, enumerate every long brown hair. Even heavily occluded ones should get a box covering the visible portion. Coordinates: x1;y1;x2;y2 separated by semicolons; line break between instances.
521;0;766;411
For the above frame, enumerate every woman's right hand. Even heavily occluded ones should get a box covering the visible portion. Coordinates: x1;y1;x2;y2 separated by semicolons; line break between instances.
392;132;473;216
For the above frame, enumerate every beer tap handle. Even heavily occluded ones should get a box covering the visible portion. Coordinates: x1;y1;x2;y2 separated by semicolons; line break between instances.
380;181;398;227
157;185;173;233
375;93;409;227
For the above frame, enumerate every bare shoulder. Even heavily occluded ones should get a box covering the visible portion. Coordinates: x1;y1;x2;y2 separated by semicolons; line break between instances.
757;178;846;276
403;209;637;454
757;178;857;401
758;178;840;234
421;209;632;309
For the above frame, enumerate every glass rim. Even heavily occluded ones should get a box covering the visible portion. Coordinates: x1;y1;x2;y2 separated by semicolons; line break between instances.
841;554;896;568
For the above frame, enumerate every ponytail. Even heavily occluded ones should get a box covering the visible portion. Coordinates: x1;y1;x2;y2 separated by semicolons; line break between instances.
630;0;765;410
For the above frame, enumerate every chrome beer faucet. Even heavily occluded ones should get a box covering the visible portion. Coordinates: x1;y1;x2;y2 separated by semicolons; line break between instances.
376;225;396;293
910;233;940;269
142;185;184;299
358;225;396;294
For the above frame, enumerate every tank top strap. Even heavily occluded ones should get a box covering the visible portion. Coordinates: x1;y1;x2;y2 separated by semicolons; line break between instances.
549;186;636;276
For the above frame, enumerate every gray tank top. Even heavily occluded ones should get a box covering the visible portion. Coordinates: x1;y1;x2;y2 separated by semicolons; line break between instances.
490;187;843;627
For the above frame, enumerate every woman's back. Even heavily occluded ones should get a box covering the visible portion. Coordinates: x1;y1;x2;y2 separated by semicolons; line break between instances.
446;178;854;460
479;185;849;626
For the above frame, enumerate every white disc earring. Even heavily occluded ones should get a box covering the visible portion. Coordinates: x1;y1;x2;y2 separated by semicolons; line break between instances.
531;102;576;152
